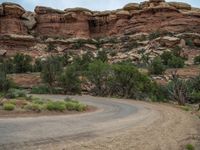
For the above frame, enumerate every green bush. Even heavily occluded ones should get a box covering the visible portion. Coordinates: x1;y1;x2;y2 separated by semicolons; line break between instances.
161;51;174;65
109;62;153;99
96;50;108;62
5;89;26;99
76;103;87;112
186;144;195;150
46;101;66;112
194;55;200;65
167;56;184;68
0;64;12;92
33;58;43;72
13;53;32;73
149;57;166;75
87;60;110;95
31;85;62;94
31;85;50;94
59;65;81;94
150;83;168;102
41;56;63;86
186;39;194;47
65;101;87;111
24;103;42;112
3;103;15;111
65;102;77;111
189;92;200;103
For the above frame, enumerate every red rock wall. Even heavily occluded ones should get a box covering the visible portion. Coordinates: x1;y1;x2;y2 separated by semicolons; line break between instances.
0;3;28;35
0;1;200;39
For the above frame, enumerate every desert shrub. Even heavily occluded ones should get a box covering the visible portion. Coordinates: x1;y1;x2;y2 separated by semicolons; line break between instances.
33;58;43;72
31;85;62;94
160;51;185;68
13;53;32;73
109;62;153;99
194;55;200;65
167;74;189;105
41;56;63;86
31;85;50;94
3;103;15;111
109;51;117;57
59;65;81;94
96;50;108;62
65;102;78;111
47;43;56;52
186;144;195;150
124;41;139;51
87;60;110;95
46;101;66;112
5;89;26;99
73;51;94;72
186;39;194;47
0;64;11;92
65;101;87;111
172;46;182;57
167;56;184;68
76;103;87;112
150;82;168;102
24;103;43;112
2;58;14;73
32;98;45;105
149;57;166;75
160;51;173;65
72;39;85;49
189;92;200;103
148;31;161;40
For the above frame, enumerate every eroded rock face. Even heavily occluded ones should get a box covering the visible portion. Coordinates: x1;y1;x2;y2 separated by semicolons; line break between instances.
35;6;91;38
22;11;37;30
0;2;27;35
168;2;191;10
0;0;200;51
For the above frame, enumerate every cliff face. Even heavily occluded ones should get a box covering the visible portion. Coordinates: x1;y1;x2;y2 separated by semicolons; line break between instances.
0;3;27;35
1;0;200;38
0;0;200;54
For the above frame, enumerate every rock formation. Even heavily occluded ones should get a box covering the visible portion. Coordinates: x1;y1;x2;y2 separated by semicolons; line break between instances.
0;2;27;35
0;0;200;55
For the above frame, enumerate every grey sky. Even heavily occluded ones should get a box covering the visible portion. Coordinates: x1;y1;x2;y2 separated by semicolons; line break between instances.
0;0;200;11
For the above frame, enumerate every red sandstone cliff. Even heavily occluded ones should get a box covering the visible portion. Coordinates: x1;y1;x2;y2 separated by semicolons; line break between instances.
0;0;200;38
0;0;200;56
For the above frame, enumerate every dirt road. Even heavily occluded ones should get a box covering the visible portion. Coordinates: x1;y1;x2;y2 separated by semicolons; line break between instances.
0;95;199;150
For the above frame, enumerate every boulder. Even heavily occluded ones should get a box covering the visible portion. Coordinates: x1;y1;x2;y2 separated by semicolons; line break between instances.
35;6;64;14
149;0;165;2
22;11;37;30
116;10;130;18
84;44;97;50
159;36;180;47
65;7;92;13
123;3;140;11
2;2;25;17
168;2;191;10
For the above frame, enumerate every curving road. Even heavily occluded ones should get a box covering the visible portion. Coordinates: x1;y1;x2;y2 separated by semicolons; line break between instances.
0;95;199;150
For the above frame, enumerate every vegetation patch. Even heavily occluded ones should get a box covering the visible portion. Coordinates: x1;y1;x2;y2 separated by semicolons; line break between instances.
0;89;88;116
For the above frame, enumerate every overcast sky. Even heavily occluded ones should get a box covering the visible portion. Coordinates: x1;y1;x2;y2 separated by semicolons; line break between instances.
0;0;199;11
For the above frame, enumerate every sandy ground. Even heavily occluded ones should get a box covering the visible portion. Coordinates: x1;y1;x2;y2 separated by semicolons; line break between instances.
0;95;199;150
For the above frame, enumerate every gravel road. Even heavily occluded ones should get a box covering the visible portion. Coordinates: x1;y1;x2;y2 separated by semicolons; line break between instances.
0;95;199;150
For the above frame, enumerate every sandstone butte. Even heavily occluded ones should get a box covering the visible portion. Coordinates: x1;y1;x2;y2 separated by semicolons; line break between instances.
0;0;200;54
